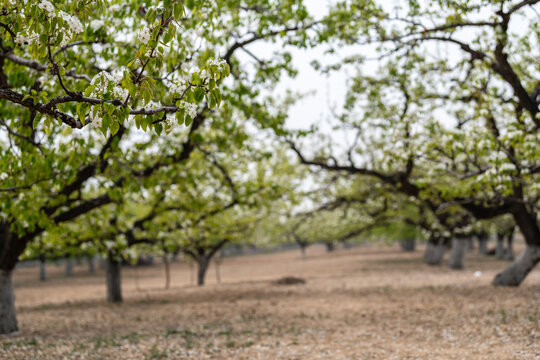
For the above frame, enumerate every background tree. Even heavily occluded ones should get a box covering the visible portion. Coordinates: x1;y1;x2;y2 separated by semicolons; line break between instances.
284;0;539;285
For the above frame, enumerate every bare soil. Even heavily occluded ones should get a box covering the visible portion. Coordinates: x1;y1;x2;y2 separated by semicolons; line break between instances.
2;243;539;359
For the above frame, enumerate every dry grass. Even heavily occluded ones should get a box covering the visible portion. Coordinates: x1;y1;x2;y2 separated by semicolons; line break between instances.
2;242;539;359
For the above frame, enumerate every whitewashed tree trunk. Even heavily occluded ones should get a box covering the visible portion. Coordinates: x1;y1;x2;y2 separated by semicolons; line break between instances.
448;238;467;269
493;245;540;286
0;271;18;334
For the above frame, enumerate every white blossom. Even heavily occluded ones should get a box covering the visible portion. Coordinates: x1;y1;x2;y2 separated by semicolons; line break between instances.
207;58;227;68
90;70;127;100
109;4;121;13
59;11;84;34
200;69;210;81
144;100;162;110
104;240;115;250
499;162;516;172
37;0;55;17
169;80;188;96
89;19;105;30
179;101;198;119
14;32;38;45
137;26;152;45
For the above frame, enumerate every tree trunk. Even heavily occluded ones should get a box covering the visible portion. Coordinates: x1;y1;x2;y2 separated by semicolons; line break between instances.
65;258;74;276
448;237;467;269
325;243;335;252
215;257;221;284
87;257;95;274
196;257;209;286
400;238;416;252
189;262;194;286
0;271;18;334
505;233;515;261
495;233;505;260
163;255;170;290
106;257;122;303
424;241;445;266
39;258;47;281
477;236;488;255
466;237;474;251
492;245;540;286
300;244;307;259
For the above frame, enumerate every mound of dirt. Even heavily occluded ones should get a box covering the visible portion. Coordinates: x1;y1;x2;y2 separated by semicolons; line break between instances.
274;276;306;285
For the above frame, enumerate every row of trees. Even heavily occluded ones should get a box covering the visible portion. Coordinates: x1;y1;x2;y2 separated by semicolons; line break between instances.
0;0;538;336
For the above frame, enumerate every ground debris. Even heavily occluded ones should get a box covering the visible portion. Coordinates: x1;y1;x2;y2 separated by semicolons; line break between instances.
274;276;306;285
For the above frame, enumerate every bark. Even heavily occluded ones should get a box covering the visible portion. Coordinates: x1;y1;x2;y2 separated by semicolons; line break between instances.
495;233;505;259
343;241;353;249
466;238;474;251
505;233;515;261
448;238;467;270
39;259;46;281
215;257;221;284
196;256;209;286
400;238;416;252
424;241;446;266
325;243;335;252
478;237;488;255
87;257;95;274
163;255;170;290
106;257;122;303
65;258;74;276
492;245;540;286
0;271;18;334
299;244;307;259
477;235;488;255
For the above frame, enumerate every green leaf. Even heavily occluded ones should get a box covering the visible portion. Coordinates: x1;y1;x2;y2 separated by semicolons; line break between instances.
110;120;120;135
154;123;163;136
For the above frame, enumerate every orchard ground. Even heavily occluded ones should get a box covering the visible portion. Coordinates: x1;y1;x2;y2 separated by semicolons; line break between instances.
2;242;539;360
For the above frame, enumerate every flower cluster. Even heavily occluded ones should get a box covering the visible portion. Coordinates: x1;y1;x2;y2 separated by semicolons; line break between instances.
89;19;105;31
169;80;188;96
137;26;152;45
90;109;102;128
59;11;84;35
144;100;162;110
37;0;55;17
207;58;227;69
90;70;128;100
15;32;39;45
179;101;198;119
